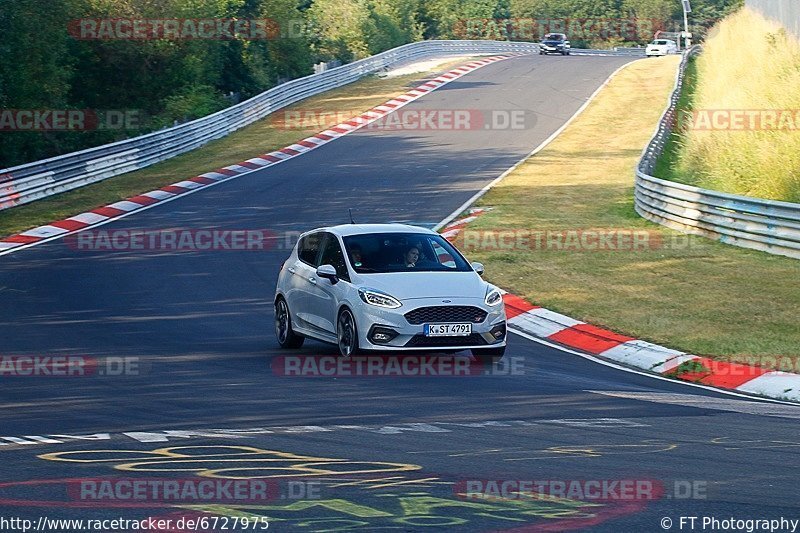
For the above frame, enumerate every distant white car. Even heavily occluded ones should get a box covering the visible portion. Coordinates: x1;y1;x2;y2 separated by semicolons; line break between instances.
274;224;507;360
646;39;678;56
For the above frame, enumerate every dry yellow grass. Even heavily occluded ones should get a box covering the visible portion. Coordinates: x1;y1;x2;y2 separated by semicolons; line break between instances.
675;8;800;201
457;56;800;363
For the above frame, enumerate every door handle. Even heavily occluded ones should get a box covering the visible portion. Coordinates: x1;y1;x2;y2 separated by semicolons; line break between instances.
308;277;317;284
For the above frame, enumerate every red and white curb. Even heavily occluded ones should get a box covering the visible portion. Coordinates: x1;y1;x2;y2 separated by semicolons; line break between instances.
0;54;524;257
441;209;800;403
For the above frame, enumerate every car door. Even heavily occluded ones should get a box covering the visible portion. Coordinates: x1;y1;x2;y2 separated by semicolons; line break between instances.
288;231;324;331
306;232;351;336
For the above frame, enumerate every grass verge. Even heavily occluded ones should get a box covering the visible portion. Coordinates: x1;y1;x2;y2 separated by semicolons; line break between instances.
453;55;800;365
653;56;697;183
0;57;474;238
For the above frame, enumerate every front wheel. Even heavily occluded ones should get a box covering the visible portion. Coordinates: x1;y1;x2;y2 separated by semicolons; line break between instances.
275;298;304;349
337;308;362;357
471;345;506;363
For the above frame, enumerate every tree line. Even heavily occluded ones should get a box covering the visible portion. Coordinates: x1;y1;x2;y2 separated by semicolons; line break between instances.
0;0;742;168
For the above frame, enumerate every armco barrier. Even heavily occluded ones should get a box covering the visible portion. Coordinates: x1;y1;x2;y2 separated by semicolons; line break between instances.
634;47;800;260
0;41;641;211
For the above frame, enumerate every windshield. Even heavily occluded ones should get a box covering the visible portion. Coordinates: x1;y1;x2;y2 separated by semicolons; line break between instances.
543;34;565;41
342;232;472;273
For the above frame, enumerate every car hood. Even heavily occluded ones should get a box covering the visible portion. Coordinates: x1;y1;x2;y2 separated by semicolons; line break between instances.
354;272;488;301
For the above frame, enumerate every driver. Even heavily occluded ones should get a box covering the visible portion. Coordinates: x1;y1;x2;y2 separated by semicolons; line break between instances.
349;244;365;268
404;246;420;268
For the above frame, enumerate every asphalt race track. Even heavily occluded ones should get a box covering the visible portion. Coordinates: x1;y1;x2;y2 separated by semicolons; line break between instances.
1;55;800;532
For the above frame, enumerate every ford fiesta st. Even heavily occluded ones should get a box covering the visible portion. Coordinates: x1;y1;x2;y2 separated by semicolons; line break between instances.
274;224;507;360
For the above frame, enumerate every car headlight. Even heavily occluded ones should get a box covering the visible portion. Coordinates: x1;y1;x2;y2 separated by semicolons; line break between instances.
485;288;503;307
358;288;402;309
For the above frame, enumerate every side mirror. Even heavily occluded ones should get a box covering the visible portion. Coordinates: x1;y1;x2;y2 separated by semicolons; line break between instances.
316;264;339;284
471;262;485;276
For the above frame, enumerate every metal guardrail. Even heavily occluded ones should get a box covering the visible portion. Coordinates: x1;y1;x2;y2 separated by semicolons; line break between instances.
0;40;642;211
613;47;647;55
635;46;800;259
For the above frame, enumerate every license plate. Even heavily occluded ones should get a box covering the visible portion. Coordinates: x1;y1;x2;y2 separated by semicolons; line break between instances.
424;323;472;337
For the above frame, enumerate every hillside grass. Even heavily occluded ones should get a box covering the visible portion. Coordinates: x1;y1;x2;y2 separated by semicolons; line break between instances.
662;8;800;201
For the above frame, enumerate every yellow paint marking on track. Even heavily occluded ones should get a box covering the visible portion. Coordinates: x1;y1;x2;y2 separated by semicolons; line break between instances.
39;445;334;462
39;444;423;480
503;443;678;461
329;476;407;488
364;477;442;490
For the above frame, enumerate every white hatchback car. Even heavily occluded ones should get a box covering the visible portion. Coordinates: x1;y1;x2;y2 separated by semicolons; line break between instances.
646;39;678;56
274;224;507;360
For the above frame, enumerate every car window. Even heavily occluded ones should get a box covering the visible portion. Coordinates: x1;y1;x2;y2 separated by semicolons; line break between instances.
431;240;457;268
342;232;472;273
318;233;350;282
297;232;323;266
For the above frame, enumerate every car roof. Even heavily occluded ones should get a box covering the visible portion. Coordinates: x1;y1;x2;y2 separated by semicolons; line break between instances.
301;223;437;238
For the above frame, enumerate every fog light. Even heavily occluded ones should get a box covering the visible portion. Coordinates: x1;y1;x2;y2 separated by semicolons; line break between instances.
490;323;506;340
369;326;399;344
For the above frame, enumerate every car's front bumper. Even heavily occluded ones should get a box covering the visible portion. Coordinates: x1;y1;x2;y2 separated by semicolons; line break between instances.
353;297;507;351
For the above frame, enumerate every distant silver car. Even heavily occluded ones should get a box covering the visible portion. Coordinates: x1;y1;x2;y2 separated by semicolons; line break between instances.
646;39;678;56
274;224;507;360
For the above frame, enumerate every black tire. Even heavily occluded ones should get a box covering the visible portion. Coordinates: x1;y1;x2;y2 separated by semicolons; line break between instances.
539;51;545;55
337;308;362;357
275;298;304;349
471;345;506;363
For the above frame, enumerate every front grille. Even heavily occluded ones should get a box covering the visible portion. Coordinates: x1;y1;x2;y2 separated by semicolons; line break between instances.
404;306;487;325
404;333;488;348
